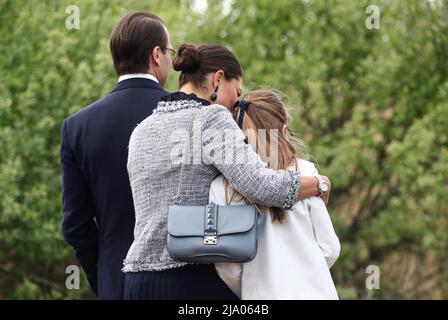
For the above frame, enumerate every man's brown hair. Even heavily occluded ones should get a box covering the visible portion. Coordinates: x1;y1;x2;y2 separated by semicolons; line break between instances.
109;11;168;75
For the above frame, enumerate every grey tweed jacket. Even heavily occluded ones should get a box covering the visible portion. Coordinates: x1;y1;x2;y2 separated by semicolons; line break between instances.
122;93;301;272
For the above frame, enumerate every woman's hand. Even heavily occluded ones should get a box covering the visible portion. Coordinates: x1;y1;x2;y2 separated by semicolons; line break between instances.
298;175;332;204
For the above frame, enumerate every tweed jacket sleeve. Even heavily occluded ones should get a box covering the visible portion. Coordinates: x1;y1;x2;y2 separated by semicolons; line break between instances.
200;104;301;209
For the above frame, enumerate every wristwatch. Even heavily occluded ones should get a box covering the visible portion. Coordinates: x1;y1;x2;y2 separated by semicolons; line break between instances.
314;175;329;197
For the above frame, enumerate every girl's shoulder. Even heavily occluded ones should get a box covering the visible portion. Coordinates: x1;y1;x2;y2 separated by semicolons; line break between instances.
288;158;319;176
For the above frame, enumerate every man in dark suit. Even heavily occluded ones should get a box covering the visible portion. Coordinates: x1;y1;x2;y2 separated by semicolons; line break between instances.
60;11;173;299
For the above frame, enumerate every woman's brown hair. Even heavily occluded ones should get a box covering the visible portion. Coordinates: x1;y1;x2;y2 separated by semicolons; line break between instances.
224;90;311;223
172;43;243;88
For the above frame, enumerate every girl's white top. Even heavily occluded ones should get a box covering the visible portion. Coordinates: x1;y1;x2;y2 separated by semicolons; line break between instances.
209;159;341;300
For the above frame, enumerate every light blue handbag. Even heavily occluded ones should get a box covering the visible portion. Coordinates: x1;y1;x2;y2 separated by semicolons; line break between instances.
167;113;258;263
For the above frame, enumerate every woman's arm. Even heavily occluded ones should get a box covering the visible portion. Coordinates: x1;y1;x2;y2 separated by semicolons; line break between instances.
200;105;322;209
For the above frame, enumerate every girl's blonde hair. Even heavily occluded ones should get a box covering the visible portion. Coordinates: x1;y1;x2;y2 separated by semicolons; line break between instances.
224;89;310;223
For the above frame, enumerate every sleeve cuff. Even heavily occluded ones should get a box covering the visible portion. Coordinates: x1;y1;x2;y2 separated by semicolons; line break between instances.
282;170;301;210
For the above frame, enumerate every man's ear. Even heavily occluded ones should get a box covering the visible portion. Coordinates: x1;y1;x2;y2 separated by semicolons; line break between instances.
151;46;162;67
212;70;224;87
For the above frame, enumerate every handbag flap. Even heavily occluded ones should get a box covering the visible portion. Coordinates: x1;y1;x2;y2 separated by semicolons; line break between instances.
168;204;256;237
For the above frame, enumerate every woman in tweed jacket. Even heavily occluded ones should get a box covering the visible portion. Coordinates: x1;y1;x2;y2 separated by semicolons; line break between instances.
123;44;331;299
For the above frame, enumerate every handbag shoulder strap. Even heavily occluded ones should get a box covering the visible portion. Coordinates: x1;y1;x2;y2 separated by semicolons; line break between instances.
173;112;198;204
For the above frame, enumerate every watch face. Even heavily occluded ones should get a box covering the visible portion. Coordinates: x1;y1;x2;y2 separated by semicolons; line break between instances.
320;182;329;193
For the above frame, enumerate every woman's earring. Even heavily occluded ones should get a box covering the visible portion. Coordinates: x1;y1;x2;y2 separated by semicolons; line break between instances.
210;85;219;102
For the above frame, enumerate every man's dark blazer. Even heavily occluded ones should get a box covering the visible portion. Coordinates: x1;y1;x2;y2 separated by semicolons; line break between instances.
60;78;168;299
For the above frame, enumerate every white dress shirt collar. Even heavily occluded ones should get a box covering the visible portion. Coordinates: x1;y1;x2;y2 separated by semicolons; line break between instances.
118;73;159;83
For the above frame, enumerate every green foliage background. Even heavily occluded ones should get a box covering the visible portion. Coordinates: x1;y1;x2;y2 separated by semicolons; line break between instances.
0;0;447;299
